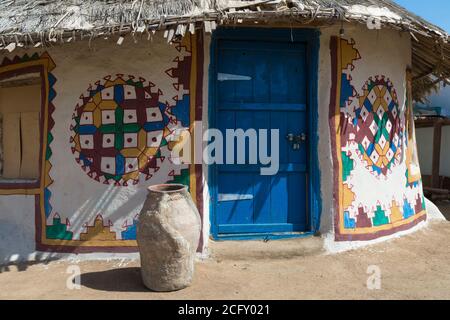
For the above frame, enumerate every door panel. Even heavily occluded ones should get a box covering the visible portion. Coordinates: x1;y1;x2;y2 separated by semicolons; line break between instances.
214;39;308;235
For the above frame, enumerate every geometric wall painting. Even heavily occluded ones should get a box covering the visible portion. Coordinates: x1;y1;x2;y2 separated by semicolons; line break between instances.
70;75;186;186
351;76;403;177
330;36;426;241
36;33;204;252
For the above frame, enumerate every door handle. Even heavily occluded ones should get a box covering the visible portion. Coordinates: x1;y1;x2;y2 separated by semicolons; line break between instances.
286;133;307;150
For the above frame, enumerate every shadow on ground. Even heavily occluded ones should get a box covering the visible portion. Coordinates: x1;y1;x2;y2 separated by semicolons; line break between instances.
81;267;149;292
0;256;59;274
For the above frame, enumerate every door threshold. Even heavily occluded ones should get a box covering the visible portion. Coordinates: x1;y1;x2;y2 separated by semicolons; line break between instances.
212;231;315;241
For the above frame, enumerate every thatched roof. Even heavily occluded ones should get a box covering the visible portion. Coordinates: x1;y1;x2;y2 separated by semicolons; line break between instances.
0;0;449;100
0;0;447;39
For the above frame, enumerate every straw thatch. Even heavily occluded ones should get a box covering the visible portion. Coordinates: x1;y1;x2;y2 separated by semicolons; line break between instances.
0;0;449;100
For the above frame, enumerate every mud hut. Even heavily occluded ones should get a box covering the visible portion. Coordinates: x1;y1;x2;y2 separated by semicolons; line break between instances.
0;0;449;260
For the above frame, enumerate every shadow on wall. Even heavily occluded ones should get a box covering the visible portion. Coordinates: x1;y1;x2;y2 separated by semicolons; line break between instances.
435;200;450;221
0;217;75;272
81;267;148;292
0;220;56;272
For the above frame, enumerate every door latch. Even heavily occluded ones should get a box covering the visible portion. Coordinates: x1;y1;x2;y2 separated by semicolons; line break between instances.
286;133;307;150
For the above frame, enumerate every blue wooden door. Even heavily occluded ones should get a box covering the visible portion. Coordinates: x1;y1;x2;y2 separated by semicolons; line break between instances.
213;39;309;236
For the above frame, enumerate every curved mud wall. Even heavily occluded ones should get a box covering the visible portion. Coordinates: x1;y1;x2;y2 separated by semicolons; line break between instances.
326;26;426;241
0;33;204;260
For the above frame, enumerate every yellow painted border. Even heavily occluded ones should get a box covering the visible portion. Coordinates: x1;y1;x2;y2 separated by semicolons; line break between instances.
405;69;422;184
189;33;198;206
0;188;41;195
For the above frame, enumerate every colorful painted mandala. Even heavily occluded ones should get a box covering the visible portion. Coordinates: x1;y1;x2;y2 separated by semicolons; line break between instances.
70;75;181;186
353;76;403;176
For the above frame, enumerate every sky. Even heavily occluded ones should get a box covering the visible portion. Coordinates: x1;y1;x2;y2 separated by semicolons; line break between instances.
394;0;450;32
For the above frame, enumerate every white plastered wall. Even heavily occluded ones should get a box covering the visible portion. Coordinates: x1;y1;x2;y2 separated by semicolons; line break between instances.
317;24;437;252
337;26;414;213
0;195;36;263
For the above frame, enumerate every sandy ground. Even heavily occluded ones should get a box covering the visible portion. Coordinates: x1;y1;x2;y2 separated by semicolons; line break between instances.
0;220;449;300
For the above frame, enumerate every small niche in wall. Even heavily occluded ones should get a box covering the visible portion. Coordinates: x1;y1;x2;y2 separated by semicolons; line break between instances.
0;73;42;181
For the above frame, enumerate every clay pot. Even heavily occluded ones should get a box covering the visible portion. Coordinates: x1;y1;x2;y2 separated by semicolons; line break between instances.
137;184;201;291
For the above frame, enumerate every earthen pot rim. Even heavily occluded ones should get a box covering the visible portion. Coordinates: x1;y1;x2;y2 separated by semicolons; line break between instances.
147;184;187;193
